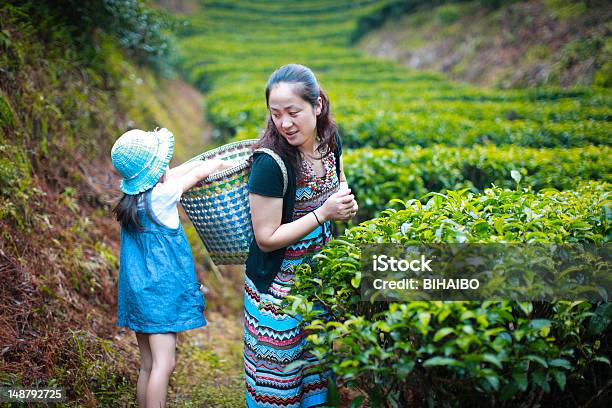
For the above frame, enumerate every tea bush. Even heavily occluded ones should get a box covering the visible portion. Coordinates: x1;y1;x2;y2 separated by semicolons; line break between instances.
287;182;611;406
344;144;612;219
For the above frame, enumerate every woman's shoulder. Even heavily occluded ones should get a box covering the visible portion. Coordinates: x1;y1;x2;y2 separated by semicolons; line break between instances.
249;150;290;197
252;150;281;167
251;150;290;178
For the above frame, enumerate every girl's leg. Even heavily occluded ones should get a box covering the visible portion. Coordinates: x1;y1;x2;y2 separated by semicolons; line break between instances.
146;333;177;408
135;333;153;408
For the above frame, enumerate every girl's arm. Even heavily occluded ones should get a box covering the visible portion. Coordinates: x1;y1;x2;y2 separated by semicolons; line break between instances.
250;189;356;253
166;160;205;180
168;159;227;193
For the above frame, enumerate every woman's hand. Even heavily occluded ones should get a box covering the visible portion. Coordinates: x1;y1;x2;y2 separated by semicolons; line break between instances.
343;196;358;220
317;189;358;222
250;188;358;253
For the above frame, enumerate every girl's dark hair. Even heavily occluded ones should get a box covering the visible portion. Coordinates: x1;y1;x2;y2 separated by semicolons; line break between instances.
112;191;158;230
254;64;337;177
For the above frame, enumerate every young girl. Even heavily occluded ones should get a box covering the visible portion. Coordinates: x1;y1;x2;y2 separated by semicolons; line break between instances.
111;128;225;408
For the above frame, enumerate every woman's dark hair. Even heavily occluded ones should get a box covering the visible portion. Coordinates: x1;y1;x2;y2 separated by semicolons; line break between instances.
112;191;158;230
254;64;338;177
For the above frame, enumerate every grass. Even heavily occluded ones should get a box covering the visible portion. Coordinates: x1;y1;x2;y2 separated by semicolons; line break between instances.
169;312;245;407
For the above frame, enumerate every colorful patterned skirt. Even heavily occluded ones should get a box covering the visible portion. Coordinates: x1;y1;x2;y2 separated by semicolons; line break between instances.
244;225;332;407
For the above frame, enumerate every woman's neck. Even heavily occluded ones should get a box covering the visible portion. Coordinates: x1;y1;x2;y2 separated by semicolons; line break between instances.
297;134;317;156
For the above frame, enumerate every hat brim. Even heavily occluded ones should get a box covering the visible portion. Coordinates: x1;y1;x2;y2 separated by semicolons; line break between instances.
120;129;175;195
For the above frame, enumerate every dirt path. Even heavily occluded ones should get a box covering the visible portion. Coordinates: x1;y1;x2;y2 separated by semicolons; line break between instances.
169;312;245;407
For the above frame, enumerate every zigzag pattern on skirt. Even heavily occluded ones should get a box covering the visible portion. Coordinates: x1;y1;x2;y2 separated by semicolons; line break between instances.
246;284;299;319
246;381;327;406
244;276;328;407
244;317;304;345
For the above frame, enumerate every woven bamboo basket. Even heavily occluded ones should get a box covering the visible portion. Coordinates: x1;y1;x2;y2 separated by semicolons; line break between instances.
181;139;258;264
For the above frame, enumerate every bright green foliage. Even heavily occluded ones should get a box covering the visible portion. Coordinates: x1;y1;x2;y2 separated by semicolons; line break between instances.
0;142;32;230
0;94;15;128
176;1;612;148
345;145;612;219
349;0;420;43
35;0;177;75
288;182;610;406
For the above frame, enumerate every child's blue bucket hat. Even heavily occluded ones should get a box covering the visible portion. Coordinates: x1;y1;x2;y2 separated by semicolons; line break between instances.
111;128;175;195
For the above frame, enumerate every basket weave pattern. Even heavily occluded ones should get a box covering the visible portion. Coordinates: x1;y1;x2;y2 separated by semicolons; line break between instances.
181;139;258;264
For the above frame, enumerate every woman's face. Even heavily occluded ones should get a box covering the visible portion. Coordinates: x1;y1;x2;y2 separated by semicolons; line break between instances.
268;82;321;148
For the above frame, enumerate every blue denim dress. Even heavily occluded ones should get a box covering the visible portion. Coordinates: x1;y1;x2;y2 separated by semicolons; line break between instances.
117;192;206;333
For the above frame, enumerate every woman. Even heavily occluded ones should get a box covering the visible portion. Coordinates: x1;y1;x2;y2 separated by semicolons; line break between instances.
244;64;358;407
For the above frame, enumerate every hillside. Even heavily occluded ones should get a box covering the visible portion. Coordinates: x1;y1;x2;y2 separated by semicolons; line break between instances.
0;2;239;405
357;0;612;88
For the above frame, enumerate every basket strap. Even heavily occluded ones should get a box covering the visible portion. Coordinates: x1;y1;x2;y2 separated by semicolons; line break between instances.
254;148;288;196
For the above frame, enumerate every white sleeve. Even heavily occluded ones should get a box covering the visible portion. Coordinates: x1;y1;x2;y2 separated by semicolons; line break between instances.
149;181;183;228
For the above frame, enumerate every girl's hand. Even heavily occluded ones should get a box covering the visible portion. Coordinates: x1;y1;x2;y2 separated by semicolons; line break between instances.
179;159;227;192
317;189;357;222
219;159;237;170
200;159;226;174
203;159;237;173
